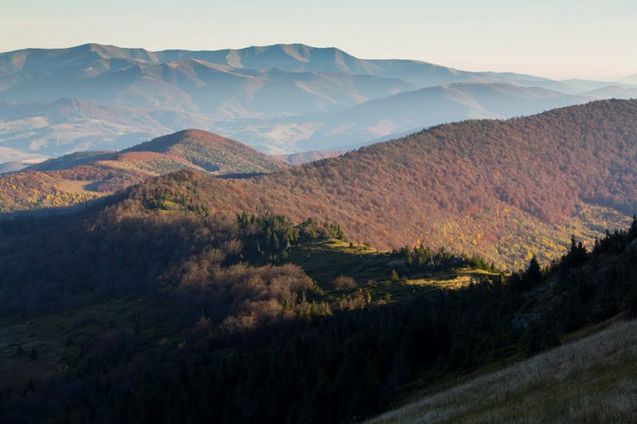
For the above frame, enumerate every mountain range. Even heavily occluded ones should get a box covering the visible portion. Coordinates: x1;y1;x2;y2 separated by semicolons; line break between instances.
1;43;636;163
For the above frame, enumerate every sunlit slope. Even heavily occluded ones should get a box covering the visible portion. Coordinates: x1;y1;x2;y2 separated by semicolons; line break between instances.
123;100;637;267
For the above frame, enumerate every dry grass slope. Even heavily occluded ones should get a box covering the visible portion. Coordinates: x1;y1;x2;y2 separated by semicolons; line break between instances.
368;319;637;424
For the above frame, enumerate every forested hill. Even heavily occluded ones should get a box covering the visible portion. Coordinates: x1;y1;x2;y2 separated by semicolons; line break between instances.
0;129;286;212
120;129;285;174
122;99;637;268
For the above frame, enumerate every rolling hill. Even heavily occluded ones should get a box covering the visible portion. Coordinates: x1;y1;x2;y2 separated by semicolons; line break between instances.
0;129;286;211
221;82;587;151
1;100;635;267
0;101;637;267
116;100;637;268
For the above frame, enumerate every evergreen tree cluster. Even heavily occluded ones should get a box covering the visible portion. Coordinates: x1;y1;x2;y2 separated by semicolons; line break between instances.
238;213;346;261
399;244;498;273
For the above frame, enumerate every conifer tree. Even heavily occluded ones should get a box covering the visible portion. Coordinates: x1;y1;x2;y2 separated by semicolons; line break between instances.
390;269;400;283
523;256;542;288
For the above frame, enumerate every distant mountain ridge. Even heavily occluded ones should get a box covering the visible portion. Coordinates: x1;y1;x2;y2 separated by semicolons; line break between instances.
224;82;587;151
0;43;635;160
0;43;533;86
0;43;418;117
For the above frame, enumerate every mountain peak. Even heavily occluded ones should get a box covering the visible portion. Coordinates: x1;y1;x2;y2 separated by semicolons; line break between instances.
124;129;241;154
120;129;287;173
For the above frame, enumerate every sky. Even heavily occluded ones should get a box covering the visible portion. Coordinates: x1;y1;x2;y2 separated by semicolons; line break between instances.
1;0;636;80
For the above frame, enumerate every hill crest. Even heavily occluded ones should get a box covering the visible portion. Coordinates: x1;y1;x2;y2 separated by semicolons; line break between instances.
0;129;286;211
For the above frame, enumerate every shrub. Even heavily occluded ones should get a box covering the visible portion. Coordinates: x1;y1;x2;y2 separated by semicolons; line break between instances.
331;275;357;290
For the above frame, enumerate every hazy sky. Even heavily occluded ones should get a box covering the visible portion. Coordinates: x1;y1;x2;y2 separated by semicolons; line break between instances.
1;0;636;80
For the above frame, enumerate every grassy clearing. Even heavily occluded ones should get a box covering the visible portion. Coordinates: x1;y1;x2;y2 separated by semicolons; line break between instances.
287;239;491;284
283;240;498;304
367;319;637;424
56;178;102;194
405;267;499;290
285;239;396;288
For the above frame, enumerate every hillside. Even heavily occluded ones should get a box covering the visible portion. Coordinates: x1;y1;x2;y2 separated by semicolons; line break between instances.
122;129;286;174
0;129;286;211
117;100;637;268
369;318;637;424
